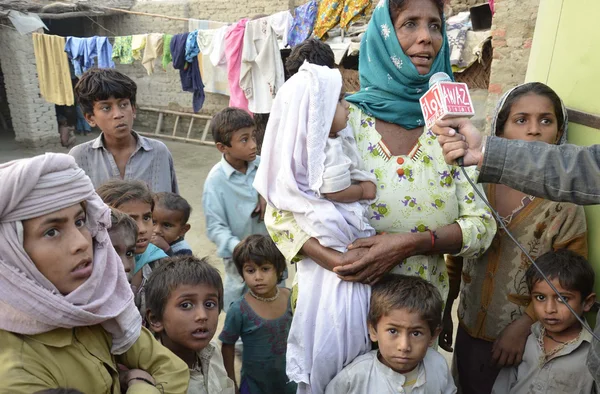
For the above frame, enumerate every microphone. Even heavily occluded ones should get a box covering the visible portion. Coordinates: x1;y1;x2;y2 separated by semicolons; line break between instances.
419;72;475;166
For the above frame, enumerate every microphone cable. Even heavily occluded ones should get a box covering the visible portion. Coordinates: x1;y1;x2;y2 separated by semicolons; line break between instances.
458;165;600;343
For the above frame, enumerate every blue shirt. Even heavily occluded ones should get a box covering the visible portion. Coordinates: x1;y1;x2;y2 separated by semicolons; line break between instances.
202;156;268;258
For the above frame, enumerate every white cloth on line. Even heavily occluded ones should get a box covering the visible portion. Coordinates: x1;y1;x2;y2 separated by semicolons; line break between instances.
197;29;230;96
267;10;293;48
239;17;285;114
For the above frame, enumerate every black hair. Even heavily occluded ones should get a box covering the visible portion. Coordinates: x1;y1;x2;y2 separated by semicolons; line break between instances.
96;179;154;211
233;235;287;282
153;192;192;224
210;107;255;147
285;38;336;77
369;274;443;335
389;0;445;22
526;250;595;300
495;82;565;139
75;68;137;115
146;256;224;320
109;208;138;240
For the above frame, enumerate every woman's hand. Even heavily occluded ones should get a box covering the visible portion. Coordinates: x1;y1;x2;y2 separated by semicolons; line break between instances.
491;315;533;367
334;233;417;285
439;303;455;352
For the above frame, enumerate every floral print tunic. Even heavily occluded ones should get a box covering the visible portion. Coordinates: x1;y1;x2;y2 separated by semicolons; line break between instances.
265;105;496;301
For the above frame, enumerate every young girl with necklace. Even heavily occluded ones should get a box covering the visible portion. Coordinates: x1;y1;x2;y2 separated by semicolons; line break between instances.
219;235;296;394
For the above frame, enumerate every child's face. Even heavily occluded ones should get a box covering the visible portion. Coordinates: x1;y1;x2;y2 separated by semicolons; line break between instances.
368;308;439;374
22;204;93;295
152;205;190;245
530;277;595;338
242;260;279;297
84;97;136;140
502;93;560;144
109;227;137;281
151;284;220;354
329;98;350;138
117;200;153;254
217;126;257;163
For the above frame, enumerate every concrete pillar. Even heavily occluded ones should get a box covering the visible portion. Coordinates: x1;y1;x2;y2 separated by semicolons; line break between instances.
0;27;58;147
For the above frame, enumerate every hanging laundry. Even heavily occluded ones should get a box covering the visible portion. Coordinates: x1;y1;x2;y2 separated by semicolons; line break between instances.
93;37;115;69
197;28;230;96
142;33;164;75
340;0;372;29
64;37;86;77
185;30;200;63
288;0;318;47
65;36;115;77
171;33;205;113
313;0;371;39
240;18;285;114
225;19;250;113
210;25;228;69
162;34;173;70
131;34;147;60
313;0;343;39
32;33;74;106
112;36;134;65
267;10;293;48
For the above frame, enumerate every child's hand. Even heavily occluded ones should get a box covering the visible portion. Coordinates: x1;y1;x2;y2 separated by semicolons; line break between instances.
492;315;533;367
359;181;377;200
438;303;454;352
252;195;267;222
151;234;170;253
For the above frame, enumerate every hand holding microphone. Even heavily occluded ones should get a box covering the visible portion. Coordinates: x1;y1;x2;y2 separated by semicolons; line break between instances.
419;72;476;166
432;117;485;167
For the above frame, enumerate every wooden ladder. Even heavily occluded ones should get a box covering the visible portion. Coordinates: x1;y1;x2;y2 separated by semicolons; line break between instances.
137;107;214;146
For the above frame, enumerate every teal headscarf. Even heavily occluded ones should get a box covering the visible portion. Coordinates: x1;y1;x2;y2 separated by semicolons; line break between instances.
346;0;454;129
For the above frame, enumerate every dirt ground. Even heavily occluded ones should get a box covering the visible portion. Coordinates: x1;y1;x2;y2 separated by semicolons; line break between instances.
0;130;457;376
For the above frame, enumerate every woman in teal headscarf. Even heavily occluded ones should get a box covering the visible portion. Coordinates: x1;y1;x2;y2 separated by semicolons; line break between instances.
263;0;496;392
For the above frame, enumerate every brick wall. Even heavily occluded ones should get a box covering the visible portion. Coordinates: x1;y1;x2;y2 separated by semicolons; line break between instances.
484;0;540;132
449;0;486;13
0;27;58;147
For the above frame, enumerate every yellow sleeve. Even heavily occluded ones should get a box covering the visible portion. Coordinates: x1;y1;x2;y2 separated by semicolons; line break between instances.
265;205;311;263
0;331;57;394
117;327;190;394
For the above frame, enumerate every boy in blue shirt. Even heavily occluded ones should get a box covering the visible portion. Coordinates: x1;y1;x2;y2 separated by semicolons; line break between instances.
202;107;269;312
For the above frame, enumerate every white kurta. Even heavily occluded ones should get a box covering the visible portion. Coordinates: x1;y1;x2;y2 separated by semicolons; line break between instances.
240;18;285;114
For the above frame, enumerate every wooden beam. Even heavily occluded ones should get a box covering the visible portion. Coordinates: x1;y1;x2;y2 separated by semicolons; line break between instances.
37;11;106;19
567;108;600;130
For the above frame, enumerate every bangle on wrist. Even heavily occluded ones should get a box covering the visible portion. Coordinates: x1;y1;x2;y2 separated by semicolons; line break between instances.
127;377;155;387
426;229;435;249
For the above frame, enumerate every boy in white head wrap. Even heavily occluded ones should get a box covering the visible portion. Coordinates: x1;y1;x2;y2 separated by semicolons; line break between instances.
0;153;189;393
